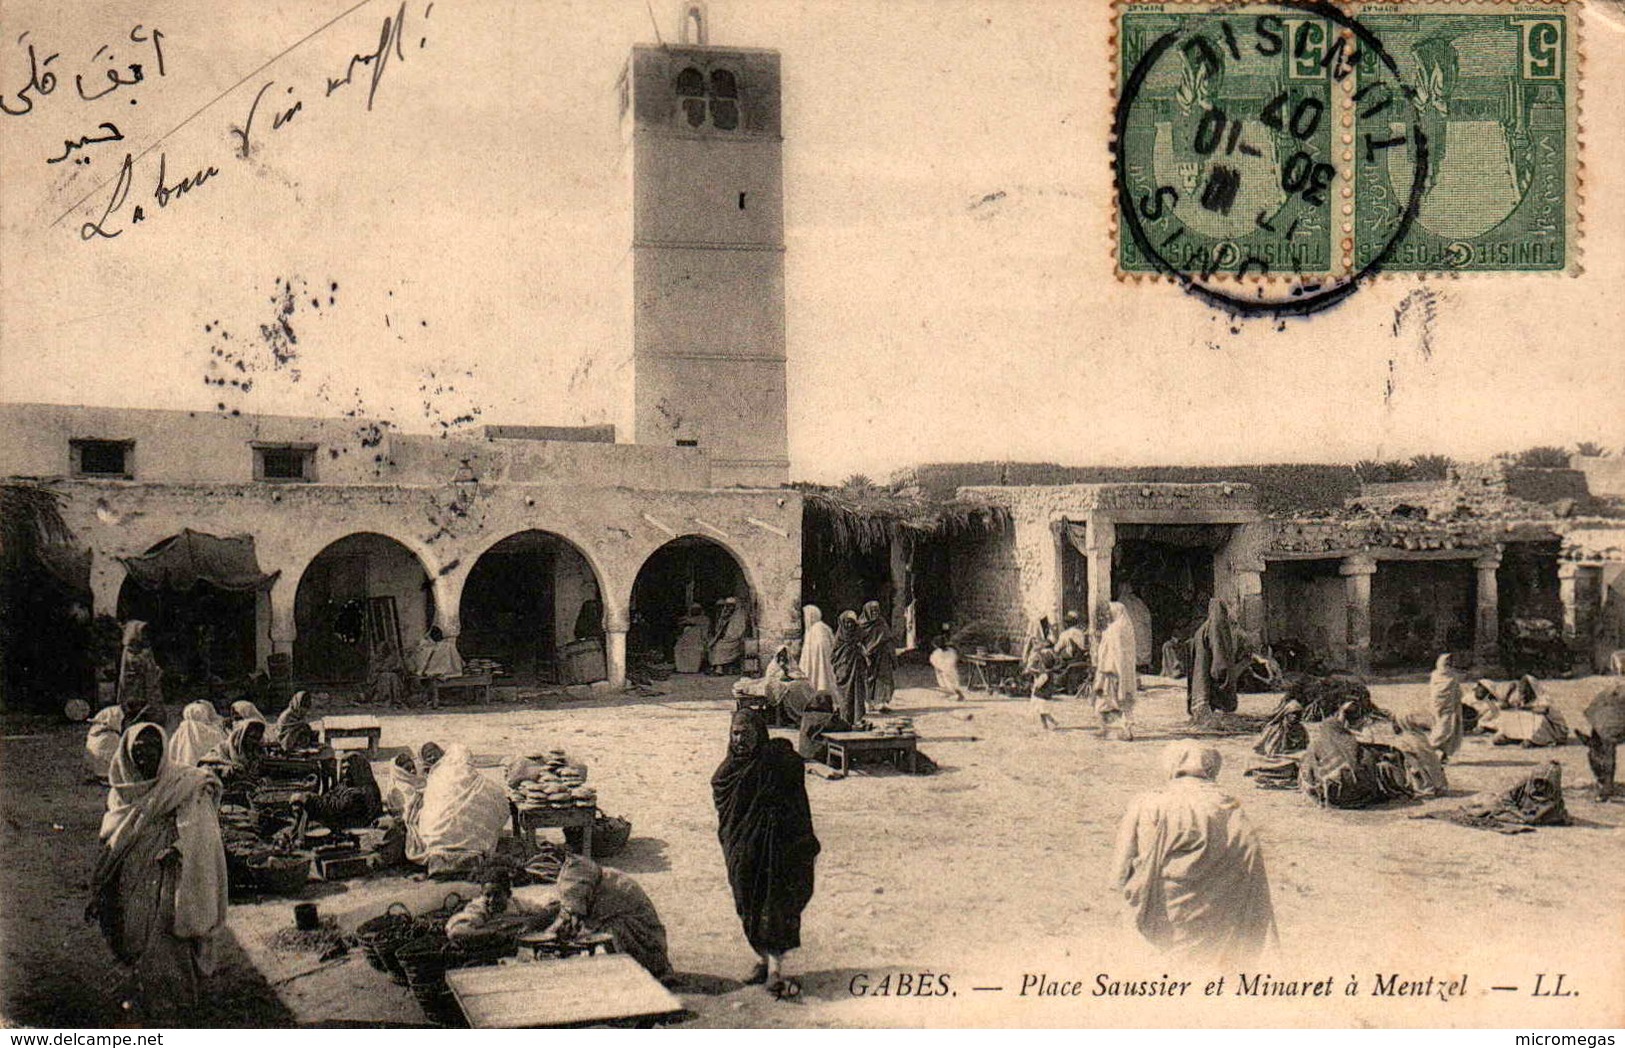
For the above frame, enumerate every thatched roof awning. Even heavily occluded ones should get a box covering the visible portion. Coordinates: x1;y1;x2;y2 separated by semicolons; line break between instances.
801;488;1010;554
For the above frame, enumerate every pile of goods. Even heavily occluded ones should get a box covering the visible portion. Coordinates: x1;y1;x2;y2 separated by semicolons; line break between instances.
867;716;915;737
506;750;596;813
521;841;571;884
355;893;511;1027
221;803;309;895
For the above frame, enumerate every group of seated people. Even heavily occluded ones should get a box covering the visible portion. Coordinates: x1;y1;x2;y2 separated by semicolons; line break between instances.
1021;611;1093;697
1247;679;1447;807
672;596;752;676
1465;674;1572;747
729;603;911;760
444;856;674;982
366;627;468;706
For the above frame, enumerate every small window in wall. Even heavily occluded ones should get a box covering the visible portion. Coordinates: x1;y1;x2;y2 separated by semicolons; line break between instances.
676;439;699;448
253;443;317;482
71;439;133;478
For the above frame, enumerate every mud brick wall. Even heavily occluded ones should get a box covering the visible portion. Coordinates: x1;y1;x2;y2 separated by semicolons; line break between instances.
1574;455;1625;498
1503;468;1591;505
948;528;1027;648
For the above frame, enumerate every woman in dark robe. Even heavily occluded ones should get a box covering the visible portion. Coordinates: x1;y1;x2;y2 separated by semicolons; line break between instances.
830;610;870;726
796;688;847;762
857;600;896;714
1187;599;1240;723
712;708;821;998
301;752;384;829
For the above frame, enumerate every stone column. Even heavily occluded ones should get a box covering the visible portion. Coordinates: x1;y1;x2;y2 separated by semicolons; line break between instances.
1340;554;1377;674
1228;524;1268;641
605;628;628;688
268;572;299;662
89;555;123;623
430;573;464;640
1051;522;1068;630
1085;514;1116;634
603;603;631;689
1234;565;1266;640
1473;553;1501;667
1558;562;1601;658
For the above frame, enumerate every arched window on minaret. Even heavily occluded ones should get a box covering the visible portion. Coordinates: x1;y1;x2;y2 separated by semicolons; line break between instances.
681;3;709;46
709;69;738;130
676;66;706;128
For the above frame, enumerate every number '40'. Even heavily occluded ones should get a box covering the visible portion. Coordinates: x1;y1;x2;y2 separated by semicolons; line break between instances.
1260;91;1334;207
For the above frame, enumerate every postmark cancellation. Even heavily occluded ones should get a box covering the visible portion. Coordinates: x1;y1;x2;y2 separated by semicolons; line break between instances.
1112;0;1580;298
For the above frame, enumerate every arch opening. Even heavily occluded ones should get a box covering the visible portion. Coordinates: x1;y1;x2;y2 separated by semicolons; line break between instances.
630;535;753;675
115;534;264;699
293;533;433;683
459;530;605;684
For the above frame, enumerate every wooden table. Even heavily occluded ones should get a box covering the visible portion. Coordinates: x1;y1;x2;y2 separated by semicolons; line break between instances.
259;747;336;792
318;715;382;755
430;673;493;707
962;653;1021;692
510;802;594;859
446;953;683;1028
823;730;920;775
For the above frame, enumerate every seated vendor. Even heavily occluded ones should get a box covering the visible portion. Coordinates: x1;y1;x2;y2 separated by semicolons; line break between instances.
1052;611;1092;691
447;866;561;944
929;634;966;702
411;742;508;878
732;643;801;700
274;691;318;750
412;626;466;680
298;753;384;830
550;855;674;981
1054;612;1090;662
202;719;267;787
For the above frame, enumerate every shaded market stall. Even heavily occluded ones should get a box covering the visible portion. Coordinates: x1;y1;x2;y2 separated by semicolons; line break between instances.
117;529;278;693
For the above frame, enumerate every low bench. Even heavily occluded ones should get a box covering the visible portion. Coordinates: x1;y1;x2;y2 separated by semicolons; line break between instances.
318;716;383;756
822;730;920;775
430;673;493;707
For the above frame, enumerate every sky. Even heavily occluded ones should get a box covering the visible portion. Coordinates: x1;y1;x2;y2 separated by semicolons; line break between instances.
2;0;1622;484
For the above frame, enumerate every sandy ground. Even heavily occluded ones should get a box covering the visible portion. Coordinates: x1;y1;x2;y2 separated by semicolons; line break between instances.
3;668;1622;1029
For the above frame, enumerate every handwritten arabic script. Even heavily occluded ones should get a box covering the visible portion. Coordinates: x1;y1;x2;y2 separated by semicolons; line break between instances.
4;1;433;242
1;23;166;118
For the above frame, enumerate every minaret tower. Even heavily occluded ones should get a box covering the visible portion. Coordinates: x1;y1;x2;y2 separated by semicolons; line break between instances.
622;3;789;487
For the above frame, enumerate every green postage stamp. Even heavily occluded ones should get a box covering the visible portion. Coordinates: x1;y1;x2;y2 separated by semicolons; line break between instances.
1114;0;1579;289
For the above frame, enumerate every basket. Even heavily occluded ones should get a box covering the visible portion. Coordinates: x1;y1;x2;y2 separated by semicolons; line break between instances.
399;934;517;1026
395;937;460;1026
354;902;413;977
565;813;632;858
249;854;311;896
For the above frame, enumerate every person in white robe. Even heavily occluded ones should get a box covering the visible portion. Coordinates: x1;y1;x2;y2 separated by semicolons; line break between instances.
1112;742;1277;967
166;701;227;768
1093;601;1140;740
798;605;838;697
